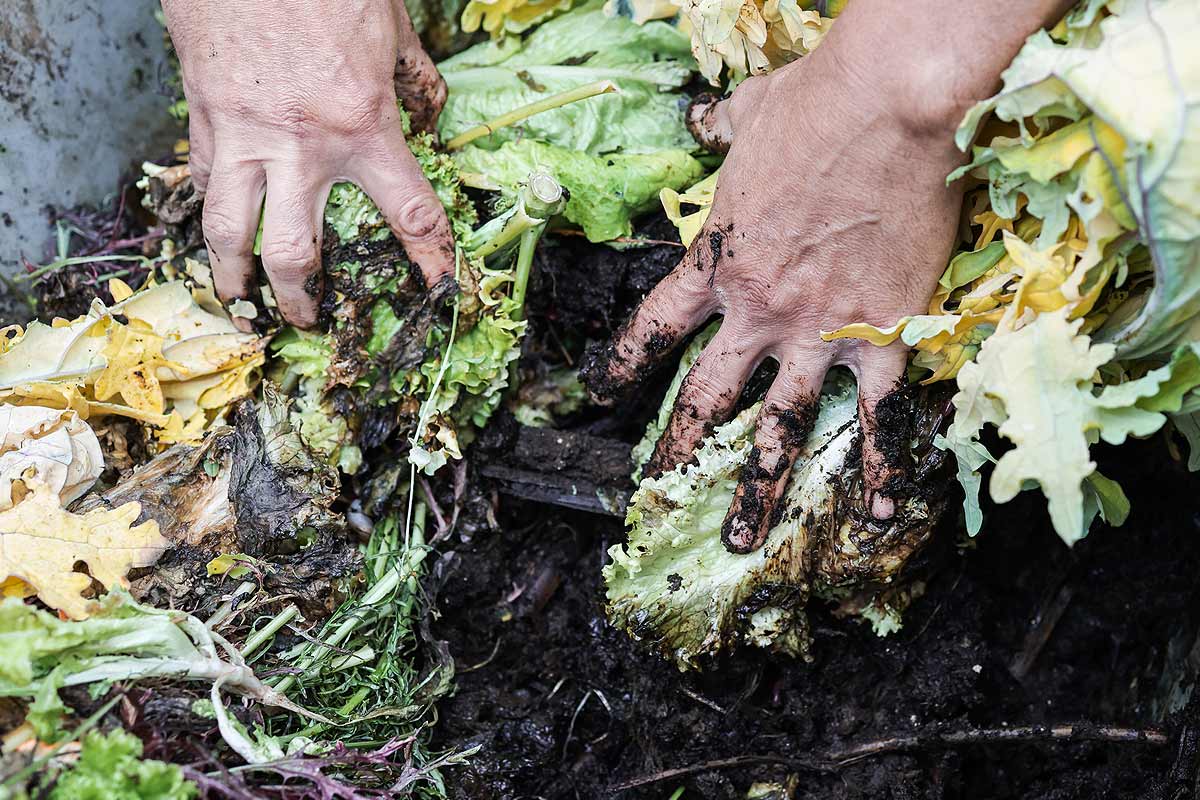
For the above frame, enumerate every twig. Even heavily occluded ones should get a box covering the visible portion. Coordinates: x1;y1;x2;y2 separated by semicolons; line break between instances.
1010;581;1075;680
610;721;1170;791
612;755;820;790
679;687;727;715
828;723;1168;765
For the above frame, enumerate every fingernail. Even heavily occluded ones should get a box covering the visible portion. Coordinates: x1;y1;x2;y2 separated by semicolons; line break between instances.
870;491;895;521
721;511;760;554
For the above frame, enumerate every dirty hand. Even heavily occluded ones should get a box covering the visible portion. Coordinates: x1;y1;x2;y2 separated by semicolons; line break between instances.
161;0;455;327
582;0;1075;553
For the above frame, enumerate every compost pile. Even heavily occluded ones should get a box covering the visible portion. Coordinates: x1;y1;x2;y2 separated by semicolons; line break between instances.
3;0;1200;798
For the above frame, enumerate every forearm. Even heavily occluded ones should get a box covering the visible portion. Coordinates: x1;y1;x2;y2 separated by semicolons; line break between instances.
822;0;1078;137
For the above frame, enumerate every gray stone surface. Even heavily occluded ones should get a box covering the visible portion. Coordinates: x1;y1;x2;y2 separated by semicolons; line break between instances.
0;0;181;277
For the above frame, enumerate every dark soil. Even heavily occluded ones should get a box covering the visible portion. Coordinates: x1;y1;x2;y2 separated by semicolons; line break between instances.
427;220;1200;800
431;434;1200;800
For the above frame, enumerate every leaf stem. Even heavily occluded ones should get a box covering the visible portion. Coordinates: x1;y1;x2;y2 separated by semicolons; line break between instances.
445;80;618;151
241;605;300;659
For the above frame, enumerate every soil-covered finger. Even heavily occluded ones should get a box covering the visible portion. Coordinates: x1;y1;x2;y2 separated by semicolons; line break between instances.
721;359;826;553
580;242;720;405
644;332;757;479
259;171;328;328
201;159;266;312
353;136;457;288
854;344;913;520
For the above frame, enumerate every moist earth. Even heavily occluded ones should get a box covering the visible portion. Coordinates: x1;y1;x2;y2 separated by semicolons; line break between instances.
426;219;1200;800
431;434;1200;800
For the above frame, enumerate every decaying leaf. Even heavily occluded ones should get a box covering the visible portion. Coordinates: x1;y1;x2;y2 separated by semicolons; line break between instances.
0;478;166;620
0;406;103;510
0;280;264;444
77;387;358;619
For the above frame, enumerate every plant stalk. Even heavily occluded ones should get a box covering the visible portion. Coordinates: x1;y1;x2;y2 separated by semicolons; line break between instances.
241;605;300;659
445;80;618;151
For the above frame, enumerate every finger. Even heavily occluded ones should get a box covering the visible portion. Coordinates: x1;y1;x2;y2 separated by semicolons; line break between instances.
853;343;912;521
686;93;734;154
201;156;266;321
645;328;759;479
186;104;215;193
259;165;329;328
581;245;718;405
685;76;766;154
351;132;456;294
391;3;446;133
722;352;830;554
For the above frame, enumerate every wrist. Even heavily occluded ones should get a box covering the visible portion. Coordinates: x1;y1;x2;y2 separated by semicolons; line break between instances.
815;0;1077;142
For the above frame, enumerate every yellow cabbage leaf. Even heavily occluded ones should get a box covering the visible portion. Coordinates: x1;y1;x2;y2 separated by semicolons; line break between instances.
0;479;166;619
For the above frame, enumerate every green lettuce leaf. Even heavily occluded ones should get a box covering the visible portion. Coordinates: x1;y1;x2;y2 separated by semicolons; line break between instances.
438;0;696;155
456;139;705;241
48;729;196;800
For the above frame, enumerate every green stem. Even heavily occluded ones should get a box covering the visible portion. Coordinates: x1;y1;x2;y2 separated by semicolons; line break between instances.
445;80;618;151
240;605;300;659
272;504;429;696
511;226;543;323
467;173;565;261
206;580;256;629
20;253;151;282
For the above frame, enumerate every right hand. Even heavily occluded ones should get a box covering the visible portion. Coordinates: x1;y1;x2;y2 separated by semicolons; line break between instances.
161;0;456;328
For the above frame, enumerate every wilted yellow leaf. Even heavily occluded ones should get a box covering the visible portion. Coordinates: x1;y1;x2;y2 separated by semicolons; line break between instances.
93;321;182;416
0;478;166;619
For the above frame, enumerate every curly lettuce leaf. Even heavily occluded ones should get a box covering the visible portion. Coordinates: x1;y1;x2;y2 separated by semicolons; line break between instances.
456;139;705;241
441;0;696;155
606;370;935;669
271;330;362;474
957;0;1200;359
48;729;196;800
942;310;1200;543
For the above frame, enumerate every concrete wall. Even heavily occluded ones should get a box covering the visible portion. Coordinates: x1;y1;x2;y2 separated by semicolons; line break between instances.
0;0;181;276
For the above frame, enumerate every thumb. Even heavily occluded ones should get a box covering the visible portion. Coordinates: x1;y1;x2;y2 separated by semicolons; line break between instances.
391;1;447;134
686;93;735;154
686;75;767;154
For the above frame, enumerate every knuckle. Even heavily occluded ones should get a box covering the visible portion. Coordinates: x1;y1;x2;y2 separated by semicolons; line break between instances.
262;235;318;280
202;205;251;252
682;364;733;415
395;194;447;240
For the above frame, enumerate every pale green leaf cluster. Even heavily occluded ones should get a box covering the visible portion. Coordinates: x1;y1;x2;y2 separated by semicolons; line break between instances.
46;729;196;800
957;0;1200;359
940;310;1198;542
439;0;696;155
925;0;1200;544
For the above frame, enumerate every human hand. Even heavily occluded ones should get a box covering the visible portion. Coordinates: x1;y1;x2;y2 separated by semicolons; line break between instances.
161;0;455;328
583;0;1073;553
